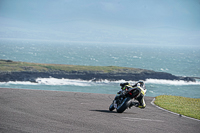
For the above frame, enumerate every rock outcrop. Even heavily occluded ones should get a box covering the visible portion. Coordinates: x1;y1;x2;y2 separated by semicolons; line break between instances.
0;59;196;82
0;70;196;82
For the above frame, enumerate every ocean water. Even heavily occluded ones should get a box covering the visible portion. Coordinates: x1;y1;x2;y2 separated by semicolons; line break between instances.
0;39;200;98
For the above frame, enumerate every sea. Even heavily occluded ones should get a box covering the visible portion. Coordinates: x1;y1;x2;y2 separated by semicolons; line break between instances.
0;39;200;98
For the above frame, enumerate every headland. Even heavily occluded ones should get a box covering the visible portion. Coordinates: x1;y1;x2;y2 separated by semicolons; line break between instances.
0;59;196;82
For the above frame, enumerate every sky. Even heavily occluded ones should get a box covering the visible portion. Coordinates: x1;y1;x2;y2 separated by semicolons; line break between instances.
0;0;200;45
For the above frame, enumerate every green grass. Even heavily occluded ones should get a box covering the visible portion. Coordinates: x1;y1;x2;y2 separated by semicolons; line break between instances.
154;95;200;120
0;59;142;73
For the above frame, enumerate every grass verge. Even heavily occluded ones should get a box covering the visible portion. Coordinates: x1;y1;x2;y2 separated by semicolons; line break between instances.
0;59;142;73
154;95;200;120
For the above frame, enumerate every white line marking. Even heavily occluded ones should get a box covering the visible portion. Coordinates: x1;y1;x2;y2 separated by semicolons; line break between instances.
151;98;200;122
122;117;164;122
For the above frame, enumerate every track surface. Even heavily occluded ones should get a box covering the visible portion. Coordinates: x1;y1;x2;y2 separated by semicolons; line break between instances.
0;88;199;133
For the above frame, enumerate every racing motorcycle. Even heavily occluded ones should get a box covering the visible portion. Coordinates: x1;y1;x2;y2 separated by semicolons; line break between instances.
109;86;141;113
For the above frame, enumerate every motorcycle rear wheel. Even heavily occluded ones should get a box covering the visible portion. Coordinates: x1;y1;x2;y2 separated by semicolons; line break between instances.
116;97;131;113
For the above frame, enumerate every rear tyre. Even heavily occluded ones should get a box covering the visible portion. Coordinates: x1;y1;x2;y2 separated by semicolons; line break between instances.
116;97;131;113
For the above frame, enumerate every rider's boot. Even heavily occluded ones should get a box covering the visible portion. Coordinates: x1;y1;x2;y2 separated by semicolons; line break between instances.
129;102;139;108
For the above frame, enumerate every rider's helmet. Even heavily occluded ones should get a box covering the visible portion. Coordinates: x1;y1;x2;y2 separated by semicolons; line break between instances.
137;80;145;89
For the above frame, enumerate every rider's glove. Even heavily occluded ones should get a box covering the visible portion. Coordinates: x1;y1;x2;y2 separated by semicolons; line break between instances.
117;91;121;94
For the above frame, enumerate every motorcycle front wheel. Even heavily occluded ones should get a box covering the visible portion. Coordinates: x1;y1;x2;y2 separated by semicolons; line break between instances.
109;102;115;111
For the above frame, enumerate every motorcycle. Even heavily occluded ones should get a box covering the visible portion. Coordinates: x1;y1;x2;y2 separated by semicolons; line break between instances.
109;87;141;113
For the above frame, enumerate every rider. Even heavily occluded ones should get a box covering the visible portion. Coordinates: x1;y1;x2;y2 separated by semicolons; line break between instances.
114;80;147;109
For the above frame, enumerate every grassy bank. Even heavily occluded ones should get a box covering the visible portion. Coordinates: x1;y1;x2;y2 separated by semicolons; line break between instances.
154;95;200;120
0;59;143;73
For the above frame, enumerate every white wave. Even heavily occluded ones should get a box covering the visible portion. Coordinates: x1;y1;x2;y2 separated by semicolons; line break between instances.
133;56;141;59
94;79;136;84
36;78;92;86
0;81;38;85
149;90;154;93
0;78;92;86
95;79;200;86
0;78;199;87
160;68;168;71
145;79;200;86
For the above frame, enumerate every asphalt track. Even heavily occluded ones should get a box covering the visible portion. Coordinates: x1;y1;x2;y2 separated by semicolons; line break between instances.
0;88;199;133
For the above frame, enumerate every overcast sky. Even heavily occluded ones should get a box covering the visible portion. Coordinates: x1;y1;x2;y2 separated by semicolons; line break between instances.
0;0;200;45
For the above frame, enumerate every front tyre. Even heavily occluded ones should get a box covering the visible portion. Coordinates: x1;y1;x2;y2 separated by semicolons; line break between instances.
116;97;131;113
109;102;115;111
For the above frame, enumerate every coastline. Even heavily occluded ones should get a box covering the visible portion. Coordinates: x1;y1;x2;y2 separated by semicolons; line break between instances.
0;59;196;82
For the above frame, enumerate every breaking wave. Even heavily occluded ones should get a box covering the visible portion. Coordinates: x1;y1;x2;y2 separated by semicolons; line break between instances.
0;78;199;86
0;81;38;85
0;78;92;86
35;78;92;86
145;79;200;86
95;79;200;86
